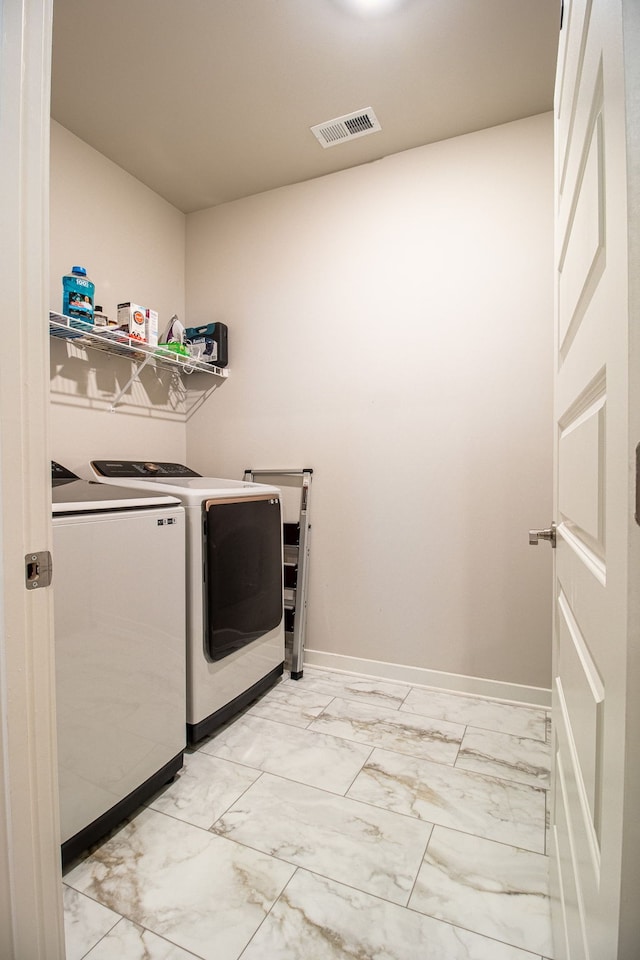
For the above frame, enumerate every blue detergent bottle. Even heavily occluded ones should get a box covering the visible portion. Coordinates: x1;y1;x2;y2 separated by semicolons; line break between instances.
62;266;95;328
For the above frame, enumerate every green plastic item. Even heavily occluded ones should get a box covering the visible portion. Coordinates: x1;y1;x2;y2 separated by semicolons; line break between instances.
157;342;190;358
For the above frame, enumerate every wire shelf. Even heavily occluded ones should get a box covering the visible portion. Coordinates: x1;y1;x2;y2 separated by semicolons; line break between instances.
49;312;229;379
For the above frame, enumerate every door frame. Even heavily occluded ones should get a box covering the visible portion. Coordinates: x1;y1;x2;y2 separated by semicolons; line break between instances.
619;0;640;953
0;0;64;957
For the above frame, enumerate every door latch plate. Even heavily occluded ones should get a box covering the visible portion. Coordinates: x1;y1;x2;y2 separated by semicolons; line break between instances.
25;551;52;589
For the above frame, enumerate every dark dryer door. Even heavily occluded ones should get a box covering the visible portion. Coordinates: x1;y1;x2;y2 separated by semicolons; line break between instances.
204;495;283;661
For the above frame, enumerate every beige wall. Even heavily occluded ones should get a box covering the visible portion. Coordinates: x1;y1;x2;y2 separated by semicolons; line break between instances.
49;121;187;472
186;113;555;689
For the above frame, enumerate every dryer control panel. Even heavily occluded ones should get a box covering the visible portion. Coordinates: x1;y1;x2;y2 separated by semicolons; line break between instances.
92;460;201;478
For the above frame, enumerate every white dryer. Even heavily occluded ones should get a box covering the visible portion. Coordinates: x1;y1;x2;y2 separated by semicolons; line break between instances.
86;460;285;744
52;462;186;865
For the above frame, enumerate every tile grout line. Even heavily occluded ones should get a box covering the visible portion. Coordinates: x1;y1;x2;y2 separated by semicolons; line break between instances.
404;822;434;907
403;897;547;959
452;723;467;768
206;769;267;832
341;744;376;797
75;902;122;960
236;866;301;960
65;888;157;957
135;925;207;960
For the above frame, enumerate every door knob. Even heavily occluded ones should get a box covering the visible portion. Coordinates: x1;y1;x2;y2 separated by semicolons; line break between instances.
529;522;557;548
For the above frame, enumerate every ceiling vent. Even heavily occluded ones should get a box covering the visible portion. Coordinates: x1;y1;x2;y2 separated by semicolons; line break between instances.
310;107;381;148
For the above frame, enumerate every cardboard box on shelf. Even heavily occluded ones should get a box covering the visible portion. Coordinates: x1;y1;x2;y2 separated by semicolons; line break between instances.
117;302;147;342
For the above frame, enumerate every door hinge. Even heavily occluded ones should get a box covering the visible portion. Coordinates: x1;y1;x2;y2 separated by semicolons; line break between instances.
25;551;52;590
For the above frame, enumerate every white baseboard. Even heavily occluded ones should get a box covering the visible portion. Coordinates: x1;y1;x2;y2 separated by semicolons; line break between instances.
303;649;552;709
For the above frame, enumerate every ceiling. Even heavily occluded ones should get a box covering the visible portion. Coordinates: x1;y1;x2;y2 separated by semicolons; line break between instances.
51;0;560;214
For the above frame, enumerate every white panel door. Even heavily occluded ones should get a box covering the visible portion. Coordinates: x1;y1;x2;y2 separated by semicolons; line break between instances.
550;0;638;957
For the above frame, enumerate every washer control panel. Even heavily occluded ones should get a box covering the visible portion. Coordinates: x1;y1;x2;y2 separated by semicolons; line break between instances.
92;460;201;478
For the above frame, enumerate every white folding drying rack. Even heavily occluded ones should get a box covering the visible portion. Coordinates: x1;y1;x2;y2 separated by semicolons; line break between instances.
243;468;312;679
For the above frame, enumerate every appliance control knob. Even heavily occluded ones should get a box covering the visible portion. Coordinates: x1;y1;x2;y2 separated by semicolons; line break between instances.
143;462;160;474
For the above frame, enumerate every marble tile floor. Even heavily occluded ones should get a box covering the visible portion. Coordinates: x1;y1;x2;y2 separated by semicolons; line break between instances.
62;667;555;960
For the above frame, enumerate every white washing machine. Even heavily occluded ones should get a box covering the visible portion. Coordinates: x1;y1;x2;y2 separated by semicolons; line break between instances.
52;462;186;865
85;460;285;744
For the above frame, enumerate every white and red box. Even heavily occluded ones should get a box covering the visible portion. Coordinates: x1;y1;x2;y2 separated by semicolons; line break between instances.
117;302;147;342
